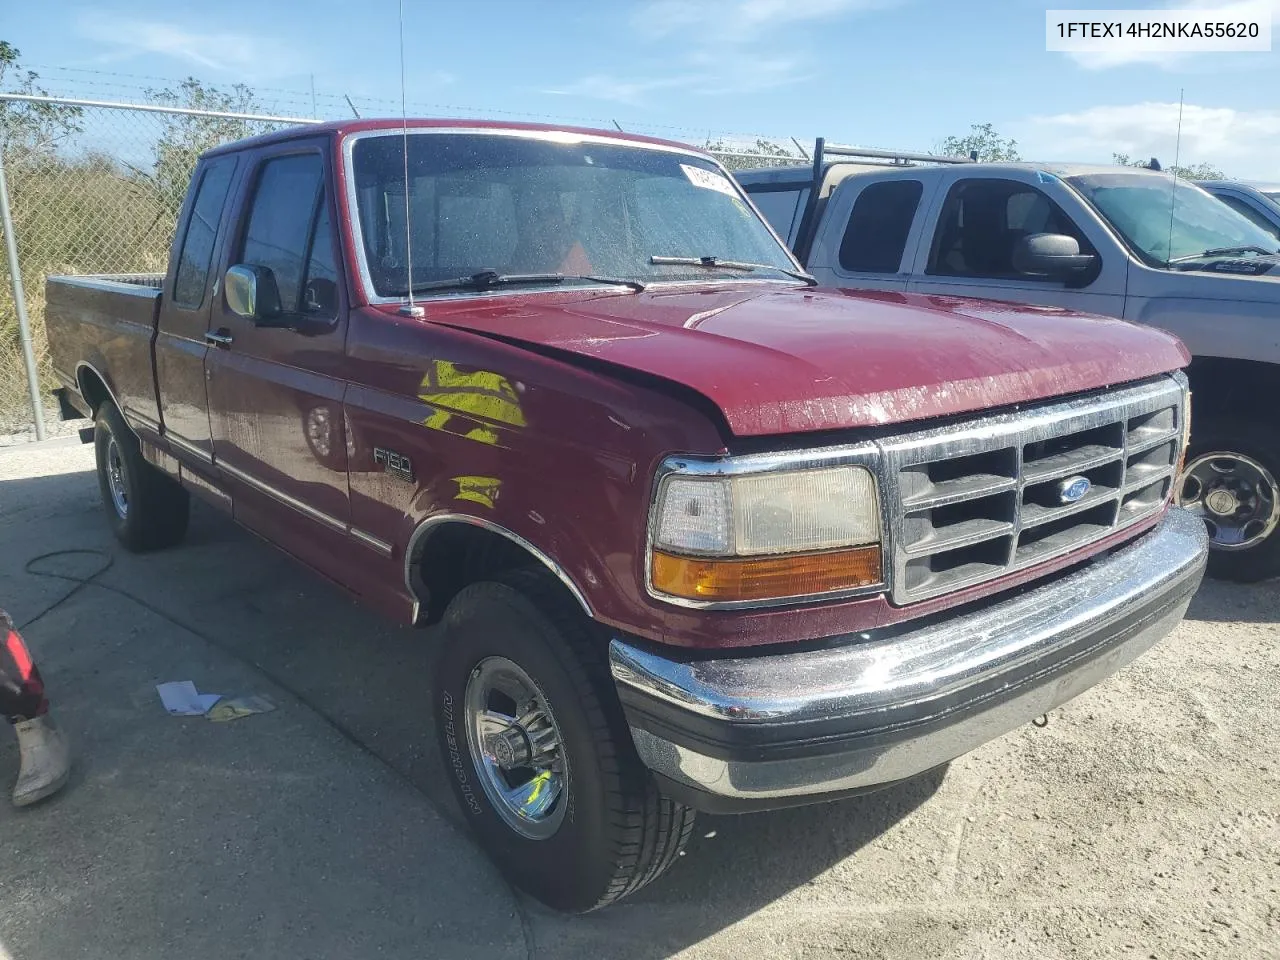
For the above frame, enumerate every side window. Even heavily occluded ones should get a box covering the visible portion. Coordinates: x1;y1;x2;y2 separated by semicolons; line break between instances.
1215;194;1280;241
748;187;808;246
301;202;339;317
928;178;1091;280
240;154;325;313
838;180;924;273
173;157;236;308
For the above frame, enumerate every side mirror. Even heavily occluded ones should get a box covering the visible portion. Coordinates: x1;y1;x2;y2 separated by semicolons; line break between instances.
1012;233;1097;280
224;264;283;324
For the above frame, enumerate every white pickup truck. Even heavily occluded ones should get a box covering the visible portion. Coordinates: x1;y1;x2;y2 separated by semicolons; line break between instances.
738;142;1280;582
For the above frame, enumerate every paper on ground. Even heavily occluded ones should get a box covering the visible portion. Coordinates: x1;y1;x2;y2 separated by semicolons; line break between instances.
156;681;222;716
206;695;276;722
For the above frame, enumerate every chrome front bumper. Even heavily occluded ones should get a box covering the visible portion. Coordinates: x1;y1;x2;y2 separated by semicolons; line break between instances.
609;507;1208;813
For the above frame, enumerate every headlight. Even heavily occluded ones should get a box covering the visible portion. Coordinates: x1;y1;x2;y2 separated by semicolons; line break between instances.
649;465;883;605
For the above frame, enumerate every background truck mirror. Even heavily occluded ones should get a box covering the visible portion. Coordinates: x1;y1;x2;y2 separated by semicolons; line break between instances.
1012;233;1097;279
225;264;283;324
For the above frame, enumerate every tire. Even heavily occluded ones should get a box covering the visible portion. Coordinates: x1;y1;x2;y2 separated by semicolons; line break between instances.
433;569;695;912
1177;416;1280;583
94;402;190;552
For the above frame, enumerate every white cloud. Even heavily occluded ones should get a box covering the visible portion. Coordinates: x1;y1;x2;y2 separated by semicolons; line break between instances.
542;74;700;106
634;0;893;41
76;10;301;77
1015;101;1280;179
1062;0;1279;70
550;0;885;105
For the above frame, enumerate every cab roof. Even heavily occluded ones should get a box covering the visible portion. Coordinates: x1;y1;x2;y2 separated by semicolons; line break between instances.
200;117;706;161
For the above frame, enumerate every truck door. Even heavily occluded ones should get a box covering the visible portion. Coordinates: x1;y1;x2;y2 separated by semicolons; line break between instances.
204;141;351;537
808;172;938;292
906;171;1126;317
154;155;239;463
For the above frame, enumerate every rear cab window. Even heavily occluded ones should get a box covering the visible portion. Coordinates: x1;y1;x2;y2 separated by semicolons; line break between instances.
838;180;924;273
173;157;237;308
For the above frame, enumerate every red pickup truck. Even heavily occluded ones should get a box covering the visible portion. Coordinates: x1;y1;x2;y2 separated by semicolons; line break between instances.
45;118;1207;912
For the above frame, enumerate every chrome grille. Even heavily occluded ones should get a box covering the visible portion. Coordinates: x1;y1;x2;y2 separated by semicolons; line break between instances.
884;375;1186;604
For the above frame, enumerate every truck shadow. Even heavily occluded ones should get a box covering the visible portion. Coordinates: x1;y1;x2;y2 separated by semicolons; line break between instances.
14;470;1261;957
0;480;947;956
156;504;948;952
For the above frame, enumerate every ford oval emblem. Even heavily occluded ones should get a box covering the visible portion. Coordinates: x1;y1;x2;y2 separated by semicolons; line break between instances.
1057;475;1092;505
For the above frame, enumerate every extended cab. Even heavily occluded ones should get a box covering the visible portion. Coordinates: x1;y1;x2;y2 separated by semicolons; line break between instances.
45;120;1206;912
738;142;1280;581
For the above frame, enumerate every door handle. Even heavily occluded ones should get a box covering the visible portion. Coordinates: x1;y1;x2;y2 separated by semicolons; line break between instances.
205;329;234;347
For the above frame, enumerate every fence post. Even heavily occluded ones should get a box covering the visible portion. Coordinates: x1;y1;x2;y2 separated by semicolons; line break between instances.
0;147;45;440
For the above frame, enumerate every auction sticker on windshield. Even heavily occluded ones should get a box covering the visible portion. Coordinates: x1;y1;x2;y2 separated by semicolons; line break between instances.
1046;6;1271;53
681;164;738;198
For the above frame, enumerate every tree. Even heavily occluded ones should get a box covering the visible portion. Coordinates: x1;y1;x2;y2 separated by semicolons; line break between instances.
0;41;82;157
1113;152;1226;181
144;78;264;221
705;137;802;171
939;123;1020;162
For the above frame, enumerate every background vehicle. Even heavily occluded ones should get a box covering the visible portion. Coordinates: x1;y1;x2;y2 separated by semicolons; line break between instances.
43;119;1205;912
739;141;1280;581
1197;179;1280;242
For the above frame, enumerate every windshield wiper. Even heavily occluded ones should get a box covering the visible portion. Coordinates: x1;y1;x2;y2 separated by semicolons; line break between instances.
1169;245;1280;263
401;270;645;294
649;255;817;286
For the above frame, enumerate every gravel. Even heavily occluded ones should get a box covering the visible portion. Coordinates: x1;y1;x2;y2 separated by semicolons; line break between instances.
1;439;1276;959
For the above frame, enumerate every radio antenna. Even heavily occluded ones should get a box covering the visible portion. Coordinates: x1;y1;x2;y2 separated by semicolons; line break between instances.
1165;88;1184;265
397;0;424;318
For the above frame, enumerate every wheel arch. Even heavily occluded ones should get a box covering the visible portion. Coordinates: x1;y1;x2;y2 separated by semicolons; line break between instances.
406;514;593;625
1184;356;1280;421
75;361;121;416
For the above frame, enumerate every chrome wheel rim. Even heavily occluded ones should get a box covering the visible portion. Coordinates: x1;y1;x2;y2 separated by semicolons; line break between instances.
464;656;568;840
105;436;129;519
1177;451;1280;551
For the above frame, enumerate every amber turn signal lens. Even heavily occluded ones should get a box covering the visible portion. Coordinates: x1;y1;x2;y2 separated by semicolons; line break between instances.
651;546;883;603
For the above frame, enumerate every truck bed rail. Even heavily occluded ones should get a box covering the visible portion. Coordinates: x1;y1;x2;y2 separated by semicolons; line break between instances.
47;273;164;296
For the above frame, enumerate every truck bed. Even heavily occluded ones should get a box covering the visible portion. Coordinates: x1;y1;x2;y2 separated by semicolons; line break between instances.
45;273;166;432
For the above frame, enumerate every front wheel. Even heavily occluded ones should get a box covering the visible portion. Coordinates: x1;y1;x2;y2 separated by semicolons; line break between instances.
1176;417;1280;582
432;570;694;912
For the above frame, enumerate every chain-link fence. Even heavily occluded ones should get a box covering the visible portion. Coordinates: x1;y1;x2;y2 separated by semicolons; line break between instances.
0;90;809;444
0;93;319;443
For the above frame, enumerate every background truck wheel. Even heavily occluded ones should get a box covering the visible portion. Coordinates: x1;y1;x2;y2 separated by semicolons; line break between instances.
432;570;694;913
93;402;190;552
1176;417;1280;582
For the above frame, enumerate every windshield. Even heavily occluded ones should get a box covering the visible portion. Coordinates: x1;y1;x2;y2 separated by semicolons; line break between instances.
348;132;798;297
1066;172;1280;266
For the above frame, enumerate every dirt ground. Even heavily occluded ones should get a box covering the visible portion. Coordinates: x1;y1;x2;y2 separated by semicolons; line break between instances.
1;438;1277;960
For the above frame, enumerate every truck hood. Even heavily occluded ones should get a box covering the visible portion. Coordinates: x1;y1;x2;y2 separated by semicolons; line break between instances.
426;285;1189;437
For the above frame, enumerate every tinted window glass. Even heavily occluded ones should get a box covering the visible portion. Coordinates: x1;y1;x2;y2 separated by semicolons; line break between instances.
838;180;923;273
301;202;339;317
1066;172;1279;265
173;158;235;307
748;187;807;245
241;154;324;312
928;179;1088;280
1215;195;1280;240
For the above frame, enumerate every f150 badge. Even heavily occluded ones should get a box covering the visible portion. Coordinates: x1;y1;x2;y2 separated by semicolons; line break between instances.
1057;475;1091;504
373;447;414;483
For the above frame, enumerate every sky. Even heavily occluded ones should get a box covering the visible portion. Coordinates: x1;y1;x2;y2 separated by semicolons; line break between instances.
3;0;1280;178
